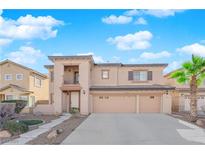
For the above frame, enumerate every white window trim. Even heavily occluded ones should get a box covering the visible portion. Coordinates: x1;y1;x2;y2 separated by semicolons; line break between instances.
16;74;23;80
34;76;42;88
4;74;12;80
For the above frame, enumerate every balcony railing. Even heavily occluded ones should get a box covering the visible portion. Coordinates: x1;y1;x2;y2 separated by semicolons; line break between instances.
64;80;79;84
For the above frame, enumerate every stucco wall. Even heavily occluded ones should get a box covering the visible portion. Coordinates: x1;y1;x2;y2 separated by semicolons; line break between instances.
91;65;166;86
29;74;49;103
0;62;30;89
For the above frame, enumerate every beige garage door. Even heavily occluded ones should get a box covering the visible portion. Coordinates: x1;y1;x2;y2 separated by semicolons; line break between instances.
93;95;136;113
139;95;161;113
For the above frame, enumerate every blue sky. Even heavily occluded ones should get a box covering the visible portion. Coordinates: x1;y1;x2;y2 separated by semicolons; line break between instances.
0;9;205;74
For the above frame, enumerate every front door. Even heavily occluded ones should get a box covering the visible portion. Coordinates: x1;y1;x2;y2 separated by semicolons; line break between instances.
70;92;79;109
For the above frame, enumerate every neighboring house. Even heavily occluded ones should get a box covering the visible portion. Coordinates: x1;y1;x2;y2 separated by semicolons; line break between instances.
0;60;49;111
34;55;175;115
165;71;205;113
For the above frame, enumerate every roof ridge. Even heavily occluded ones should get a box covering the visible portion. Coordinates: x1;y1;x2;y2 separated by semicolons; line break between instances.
0;59;47;78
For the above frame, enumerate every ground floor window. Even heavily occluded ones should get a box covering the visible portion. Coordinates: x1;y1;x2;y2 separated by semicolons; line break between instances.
5;95;14;100
19;95;28;101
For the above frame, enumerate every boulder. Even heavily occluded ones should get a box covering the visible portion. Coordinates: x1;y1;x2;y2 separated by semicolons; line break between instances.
196;119;204;127
47;130;57;139
56;129;63;134
0;130;12;138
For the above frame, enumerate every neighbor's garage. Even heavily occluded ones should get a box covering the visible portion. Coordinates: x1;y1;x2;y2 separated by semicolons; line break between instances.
181;95;205;111
92;94;162;113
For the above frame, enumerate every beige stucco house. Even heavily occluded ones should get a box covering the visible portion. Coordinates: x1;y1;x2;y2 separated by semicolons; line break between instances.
34;55;175;115
0;60;49;111
165;71;205;113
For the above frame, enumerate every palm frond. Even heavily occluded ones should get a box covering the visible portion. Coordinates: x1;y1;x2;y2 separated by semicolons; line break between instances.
176;77;189;84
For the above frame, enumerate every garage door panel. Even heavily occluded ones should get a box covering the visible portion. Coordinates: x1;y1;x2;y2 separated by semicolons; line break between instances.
139;95;161;113
93;95;136;113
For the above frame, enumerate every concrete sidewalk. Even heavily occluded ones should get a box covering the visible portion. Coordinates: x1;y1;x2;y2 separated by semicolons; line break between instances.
4;113;71;145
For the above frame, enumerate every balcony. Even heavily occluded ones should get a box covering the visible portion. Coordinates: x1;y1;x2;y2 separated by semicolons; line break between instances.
61;65;81;91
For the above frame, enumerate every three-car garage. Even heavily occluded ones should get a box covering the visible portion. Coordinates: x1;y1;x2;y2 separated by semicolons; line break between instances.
90;85;174;114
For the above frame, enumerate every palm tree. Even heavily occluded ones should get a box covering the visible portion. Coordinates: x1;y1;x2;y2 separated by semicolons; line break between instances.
171;55;205;122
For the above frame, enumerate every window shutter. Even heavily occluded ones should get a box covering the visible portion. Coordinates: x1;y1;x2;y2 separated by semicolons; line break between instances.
128;71;133;80
148;71;152;80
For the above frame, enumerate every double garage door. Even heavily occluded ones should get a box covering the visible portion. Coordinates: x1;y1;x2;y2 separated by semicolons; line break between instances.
93;94;161;113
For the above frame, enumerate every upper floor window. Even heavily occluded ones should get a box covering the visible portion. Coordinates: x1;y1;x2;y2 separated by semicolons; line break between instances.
4;74;12;80
128;71;152;81
133;71;148;81
102;70;109;79
16;74;23;80
34;76;42;88
74;72;79;84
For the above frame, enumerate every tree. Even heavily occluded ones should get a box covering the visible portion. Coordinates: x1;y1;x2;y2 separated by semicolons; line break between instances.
171;55;205;122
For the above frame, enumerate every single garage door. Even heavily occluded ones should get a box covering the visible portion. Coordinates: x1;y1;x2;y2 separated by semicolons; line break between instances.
139;95;161;113
93;95;136;113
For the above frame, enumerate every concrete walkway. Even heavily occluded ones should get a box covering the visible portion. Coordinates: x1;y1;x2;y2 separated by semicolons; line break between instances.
62;113;205;145
4;113;71;145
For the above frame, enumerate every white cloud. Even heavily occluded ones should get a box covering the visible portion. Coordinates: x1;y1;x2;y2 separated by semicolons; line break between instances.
139;51;171;59
124;10;140;16
0;38;12;46
17;15;63;26
142;9;184;18
77;52;105;63
135;17;147;25
7;46;44;65
177;43;205;57
124;9;184;18
0;14;63;40
164;61;182;74
102;15;132;24
107;31;153;50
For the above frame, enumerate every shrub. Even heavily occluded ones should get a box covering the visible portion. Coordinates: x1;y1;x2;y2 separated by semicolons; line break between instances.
19;119;43;126
3;120;29;135
2;100;27;113
0;103;16;129
70;107;79;114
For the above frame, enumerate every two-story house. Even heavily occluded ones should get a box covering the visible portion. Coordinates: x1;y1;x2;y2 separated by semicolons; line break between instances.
34;55;175;115
0;60;49;111
165;71;205;113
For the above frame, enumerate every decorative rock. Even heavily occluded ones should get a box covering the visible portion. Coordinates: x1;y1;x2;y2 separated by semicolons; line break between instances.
0;130;12;138
57;129;63;134
47;130;57;139
196;119;204;126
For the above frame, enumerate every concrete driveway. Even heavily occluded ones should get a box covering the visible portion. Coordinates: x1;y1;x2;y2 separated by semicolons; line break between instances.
61;113;205;145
